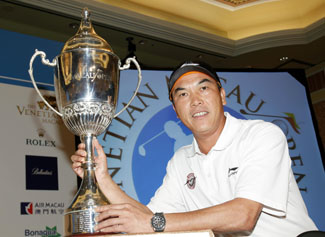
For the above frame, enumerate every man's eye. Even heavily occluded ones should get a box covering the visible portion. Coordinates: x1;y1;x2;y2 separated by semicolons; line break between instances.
201;86;208;90
176;92;187;98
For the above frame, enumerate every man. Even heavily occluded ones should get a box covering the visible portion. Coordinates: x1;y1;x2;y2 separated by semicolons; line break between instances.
71;61;317;236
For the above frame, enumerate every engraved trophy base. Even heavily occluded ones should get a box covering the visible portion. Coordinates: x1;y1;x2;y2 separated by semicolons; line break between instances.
64;208;101;236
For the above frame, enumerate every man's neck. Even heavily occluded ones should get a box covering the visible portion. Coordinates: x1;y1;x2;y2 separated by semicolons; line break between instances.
196;138;217;155
194;116;226;155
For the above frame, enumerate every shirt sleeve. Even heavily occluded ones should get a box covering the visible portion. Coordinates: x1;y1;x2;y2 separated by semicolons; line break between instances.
147;155;187;213
234;121;291;217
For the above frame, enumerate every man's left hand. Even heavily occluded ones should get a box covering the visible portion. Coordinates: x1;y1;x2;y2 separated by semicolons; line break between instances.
94;203;154;234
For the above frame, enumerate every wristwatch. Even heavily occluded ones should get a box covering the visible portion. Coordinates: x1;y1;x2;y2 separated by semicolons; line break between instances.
151;212;166;232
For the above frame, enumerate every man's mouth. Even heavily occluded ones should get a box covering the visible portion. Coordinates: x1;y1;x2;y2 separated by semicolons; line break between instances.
192;111;208;117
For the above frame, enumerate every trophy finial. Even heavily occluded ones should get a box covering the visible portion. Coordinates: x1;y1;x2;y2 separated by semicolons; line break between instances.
61;7;113;53
82;7;90;19
79;7;93;35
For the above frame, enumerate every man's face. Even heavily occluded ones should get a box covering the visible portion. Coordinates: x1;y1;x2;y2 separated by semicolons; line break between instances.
171;72;226;138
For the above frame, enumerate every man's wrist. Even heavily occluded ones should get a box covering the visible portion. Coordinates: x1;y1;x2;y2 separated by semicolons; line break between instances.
151;212;166;232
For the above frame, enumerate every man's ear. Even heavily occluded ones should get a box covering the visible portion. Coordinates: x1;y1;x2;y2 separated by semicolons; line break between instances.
220;88;227;106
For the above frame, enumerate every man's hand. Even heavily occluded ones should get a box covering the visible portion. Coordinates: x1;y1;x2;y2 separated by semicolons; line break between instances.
71;142;86;178
94;203;154;234
71;138;109;182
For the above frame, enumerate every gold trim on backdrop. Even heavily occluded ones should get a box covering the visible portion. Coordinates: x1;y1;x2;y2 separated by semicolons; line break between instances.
214;0;261;7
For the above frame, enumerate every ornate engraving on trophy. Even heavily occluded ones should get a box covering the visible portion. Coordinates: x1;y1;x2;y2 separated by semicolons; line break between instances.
62;101;114;136
72;66;109;82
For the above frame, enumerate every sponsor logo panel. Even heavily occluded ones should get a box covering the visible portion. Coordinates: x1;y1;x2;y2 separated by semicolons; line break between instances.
20;202;65;216
25;155;58;190
25;226;61;237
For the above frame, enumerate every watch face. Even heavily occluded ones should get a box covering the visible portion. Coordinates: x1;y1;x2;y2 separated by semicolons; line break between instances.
151;213;166;232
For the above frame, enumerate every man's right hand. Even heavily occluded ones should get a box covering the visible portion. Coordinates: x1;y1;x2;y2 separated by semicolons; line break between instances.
71;138;109;182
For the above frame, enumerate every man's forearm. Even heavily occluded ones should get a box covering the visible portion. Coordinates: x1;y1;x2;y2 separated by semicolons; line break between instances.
164;198;262;234
98;175;151;213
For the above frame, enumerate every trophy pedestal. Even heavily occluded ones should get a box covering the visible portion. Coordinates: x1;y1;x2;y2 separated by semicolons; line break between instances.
63;146;110;236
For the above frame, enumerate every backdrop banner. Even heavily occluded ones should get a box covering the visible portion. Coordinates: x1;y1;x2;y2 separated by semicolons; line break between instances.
0;29;76;237
101;70;325;231
1;28;324;236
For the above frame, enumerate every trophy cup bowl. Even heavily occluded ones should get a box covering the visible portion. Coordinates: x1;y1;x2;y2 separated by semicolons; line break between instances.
28;8;142;236
55;48;118;137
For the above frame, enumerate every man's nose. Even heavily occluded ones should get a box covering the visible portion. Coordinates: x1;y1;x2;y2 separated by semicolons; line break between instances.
191;93;203;106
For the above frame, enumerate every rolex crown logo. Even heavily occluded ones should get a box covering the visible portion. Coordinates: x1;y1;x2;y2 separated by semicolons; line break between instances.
37;128;45;137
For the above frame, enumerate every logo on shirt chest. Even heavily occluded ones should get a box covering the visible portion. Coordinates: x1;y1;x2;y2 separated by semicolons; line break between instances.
185;173;196;189
228;167;238;177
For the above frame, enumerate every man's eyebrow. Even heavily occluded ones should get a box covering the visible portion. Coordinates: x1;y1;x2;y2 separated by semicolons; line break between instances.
173;87;185;95
198;78;213;85
173;78;213;95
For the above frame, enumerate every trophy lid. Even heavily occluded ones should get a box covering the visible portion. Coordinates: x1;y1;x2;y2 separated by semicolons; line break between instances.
61;8;113;53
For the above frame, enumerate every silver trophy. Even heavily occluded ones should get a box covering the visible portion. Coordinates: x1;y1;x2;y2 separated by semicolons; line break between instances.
28;8;142;236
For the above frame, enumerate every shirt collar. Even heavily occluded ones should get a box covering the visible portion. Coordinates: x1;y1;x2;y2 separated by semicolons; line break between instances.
187;112;242;157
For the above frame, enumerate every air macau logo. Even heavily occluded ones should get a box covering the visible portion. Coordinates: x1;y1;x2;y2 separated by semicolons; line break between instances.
100;71;306;205
21;202;33;215
20;201;65;215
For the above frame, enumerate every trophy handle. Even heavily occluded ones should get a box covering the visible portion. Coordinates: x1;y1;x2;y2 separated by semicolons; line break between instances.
28;49;62;117
115;57;142;118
